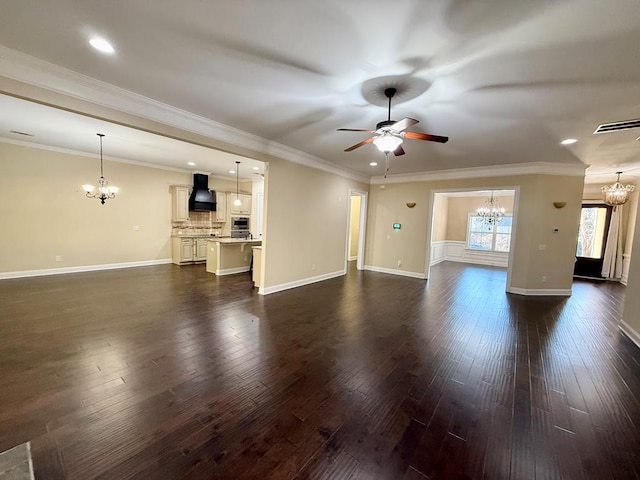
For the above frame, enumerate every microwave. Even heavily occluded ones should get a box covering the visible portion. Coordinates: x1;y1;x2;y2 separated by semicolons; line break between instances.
231;216;249;230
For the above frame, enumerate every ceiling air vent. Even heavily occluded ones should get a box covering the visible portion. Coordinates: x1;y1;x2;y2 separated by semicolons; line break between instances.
594;119;640;134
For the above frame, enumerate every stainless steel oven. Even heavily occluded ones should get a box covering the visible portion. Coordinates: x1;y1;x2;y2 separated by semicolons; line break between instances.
230;216;250;237
231;216;249;231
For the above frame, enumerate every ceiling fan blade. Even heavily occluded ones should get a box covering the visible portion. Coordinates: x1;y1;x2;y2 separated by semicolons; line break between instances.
344;137;374;152
393;145;405;156
337;128;375;132
404;131;449;143
390;117;419;132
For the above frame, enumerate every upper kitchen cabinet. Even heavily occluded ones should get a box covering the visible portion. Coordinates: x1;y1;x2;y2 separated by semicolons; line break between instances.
216;192;227;222
171;185;190;222
229;193;251;215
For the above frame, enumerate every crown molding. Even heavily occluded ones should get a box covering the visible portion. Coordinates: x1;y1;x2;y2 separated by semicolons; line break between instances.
0;136;192;174
370;161;588;185
0;45;368;184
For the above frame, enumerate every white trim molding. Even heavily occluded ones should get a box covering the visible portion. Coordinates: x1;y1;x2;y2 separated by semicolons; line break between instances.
371;161;587;185
620;320;640;349
259;269;346;295
363;265;427;280
621;253;631;285
215;266;251;276
430;241;509;268
0;258;172;280
507;287;572;296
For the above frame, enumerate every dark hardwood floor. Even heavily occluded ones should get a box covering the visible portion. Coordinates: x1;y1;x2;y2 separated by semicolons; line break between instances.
1;262;639;479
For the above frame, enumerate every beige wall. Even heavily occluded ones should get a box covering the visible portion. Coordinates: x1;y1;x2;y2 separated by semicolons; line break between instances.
431;194;448;242
365;174;584;292
445;195;514;241
261;157;368;289
349;195;361;258
0;141;190;273
623;194;640;343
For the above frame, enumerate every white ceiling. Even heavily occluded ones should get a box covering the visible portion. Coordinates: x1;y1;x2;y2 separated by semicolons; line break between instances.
1;0;639;184
0;94;265;179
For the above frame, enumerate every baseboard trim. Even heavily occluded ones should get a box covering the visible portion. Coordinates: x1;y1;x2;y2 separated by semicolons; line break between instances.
620;320;640;349
215;266;250;276
363;265;427;280
0;259;172;280
259;269;346;295
507;287;572;296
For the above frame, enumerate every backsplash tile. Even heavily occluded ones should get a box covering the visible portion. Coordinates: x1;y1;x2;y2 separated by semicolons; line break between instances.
172;211;223;237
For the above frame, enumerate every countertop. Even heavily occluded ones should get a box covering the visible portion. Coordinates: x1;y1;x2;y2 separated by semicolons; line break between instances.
210;238;262;244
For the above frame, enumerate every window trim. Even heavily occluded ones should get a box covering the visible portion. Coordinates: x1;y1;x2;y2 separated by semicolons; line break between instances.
466;213;512;252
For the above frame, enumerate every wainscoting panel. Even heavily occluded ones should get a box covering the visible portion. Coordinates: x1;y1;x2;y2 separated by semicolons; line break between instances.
430;241;509;268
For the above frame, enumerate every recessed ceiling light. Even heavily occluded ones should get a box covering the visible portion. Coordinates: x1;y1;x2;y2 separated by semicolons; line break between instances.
561;138;577;145
252;166;260;171
229;170;235;174
187;162;195;166
369;161;378;166
89;37;115;54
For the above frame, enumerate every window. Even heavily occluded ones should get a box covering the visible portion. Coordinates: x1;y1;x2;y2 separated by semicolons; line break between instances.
467;215;512;252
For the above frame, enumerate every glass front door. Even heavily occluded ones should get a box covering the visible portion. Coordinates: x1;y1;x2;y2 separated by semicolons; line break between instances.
574;204;612;278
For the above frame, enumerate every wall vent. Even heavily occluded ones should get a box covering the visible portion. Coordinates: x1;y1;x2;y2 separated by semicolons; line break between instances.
594;119;640;134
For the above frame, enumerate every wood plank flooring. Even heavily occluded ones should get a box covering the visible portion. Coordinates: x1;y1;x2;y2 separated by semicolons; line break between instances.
1;262;639;479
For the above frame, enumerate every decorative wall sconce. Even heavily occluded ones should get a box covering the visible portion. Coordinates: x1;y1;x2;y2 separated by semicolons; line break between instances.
553;202;566;209
406;202;416;208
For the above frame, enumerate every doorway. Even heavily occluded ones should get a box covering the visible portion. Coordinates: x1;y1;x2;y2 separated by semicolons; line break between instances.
426;188;519;292
347;191;367;270
574;203;613;278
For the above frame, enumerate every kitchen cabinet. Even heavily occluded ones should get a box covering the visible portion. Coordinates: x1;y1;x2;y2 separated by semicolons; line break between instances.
195;238;208;261
252;246;262;288
172;237;193;264
215;192;226;222
229;193;251;215
171;185;190;222
171;237;208;264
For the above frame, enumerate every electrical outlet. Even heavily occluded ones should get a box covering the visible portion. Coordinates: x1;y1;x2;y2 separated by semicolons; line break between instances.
312;264;316;271
541;276;547;283
55;255;61;262
397;260;402;267
387;235;390;240
133;225;140;231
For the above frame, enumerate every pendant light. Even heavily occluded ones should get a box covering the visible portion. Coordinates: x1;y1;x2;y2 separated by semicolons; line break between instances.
82;133;118;204
233;161;242;206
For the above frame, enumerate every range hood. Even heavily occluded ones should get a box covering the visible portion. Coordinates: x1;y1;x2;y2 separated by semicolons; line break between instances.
188;173;217;211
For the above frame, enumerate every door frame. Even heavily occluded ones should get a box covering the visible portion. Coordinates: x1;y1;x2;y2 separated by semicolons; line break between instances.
425;186;520;293
574;202;613;278
345;189;368;271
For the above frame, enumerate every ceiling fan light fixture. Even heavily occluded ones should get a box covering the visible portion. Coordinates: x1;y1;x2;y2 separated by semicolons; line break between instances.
373;135;402;153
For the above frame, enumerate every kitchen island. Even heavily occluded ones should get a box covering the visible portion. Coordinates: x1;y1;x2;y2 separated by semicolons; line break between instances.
206;238;262;276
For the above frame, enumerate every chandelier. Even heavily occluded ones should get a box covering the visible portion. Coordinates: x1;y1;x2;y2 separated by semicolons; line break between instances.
477;191;505;224
602;171;635;210
82;133;118;204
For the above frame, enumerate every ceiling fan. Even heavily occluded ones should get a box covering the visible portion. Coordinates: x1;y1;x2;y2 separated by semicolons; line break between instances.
338;87;449;156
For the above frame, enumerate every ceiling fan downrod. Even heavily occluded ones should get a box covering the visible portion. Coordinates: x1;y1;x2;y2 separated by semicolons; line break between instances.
384;87;396;122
